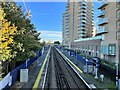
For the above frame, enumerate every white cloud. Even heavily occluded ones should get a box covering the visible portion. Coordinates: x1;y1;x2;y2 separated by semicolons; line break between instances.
39;30;62;43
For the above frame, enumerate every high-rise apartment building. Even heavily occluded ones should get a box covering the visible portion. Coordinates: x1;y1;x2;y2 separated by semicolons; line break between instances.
95;1;120;62
62;0;94;47
71;1;120;63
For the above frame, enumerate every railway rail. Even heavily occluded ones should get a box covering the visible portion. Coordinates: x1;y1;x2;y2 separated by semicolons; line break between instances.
43;46;91;89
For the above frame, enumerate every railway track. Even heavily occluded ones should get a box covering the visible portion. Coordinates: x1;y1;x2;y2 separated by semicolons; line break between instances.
45;46;90;89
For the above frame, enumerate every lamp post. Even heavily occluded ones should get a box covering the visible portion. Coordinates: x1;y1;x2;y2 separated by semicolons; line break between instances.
116;31;120;87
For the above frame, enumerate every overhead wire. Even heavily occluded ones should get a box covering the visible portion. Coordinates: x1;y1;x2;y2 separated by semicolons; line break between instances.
22;0;32;18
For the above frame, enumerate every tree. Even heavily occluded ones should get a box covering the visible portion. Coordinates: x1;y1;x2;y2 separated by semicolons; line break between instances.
1;2;42;74
0;8;17;62
0;8;18;75
54;41;60;45
47;40;52;44
41;40;46;47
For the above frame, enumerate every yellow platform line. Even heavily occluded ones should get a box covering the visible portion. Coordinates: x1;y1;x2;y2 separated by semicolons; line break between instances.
32;48;51;90
57;48;83;74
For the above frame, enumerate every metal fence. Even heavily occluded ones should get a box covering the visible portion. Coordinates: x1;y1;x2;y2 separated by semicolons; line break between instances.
0;51;41;90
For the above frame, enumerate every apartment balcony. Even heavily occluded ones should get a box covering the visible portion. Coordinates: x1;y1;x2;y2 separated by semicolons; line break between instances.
81;2;87;6
98;18;108;26
80;23;86;27
66;29;69;33
66;4;69;8
79;27;86;31
98;1;108;9
65;23;69;26
66;26;69;29
65;20;69;23
81;9;87;13
80;16;86;20
98;10;105;18
81;13;86;17
65;32;69;36
78;30;86;35
80;5;87;10
66;14;70;17
65;16;69;20
96;27;108;35
78;26;86;30
80;19;87;24
81;28;86;31
65;11;68;14
82;32;86;34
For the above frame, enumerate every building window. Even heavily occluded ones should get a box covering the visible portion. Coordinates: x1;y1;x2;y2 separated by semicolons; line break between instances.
108;44;116;55
101;45;109;55
116;21;120;30
117;10;120;19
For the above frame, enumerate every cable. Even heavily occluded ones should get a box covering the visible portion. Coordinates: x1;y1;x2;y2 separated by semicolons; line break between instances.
22;0;32;18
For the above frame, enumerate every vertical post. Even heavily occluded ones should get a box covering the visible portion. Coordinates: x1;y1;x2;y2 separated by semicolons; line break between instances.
26;60;27;68
119;79;120;90
76;49;77;60
86;59;88;72
116;63;118;86
42;47;44;55
94;66;98;79
116;31;120;87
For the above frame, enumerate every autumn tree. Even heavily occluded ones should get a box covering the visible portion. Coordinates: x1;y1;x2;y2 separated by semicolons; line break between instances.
0;8;17;75
1;2;43;73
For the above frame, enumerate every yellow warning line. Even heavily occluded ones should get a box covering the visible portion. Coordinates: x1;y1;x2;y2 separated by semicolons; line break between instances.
57;48;83;74
32;47;51;90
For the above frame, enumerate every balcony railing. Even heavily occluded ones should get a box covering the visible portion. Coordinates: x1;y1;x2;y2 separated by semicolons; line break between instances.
80;19;86;24
98;18;108;26
65;16;69;20
80;6;87;9
65;23;69;26
66;14;70;17
81;2;87;6
96;26;108;35
98;10;105;18
81;9;87;13
65;20;69;23
66;30;69;33
80;16;86;20
80;23;86;27
98;1;108;9
81;13;86;16
78;26;86;30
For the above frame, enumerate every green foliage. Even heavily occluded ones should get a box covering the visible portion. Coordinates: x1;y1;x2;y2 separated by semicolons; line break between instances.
1;2;43;72
0;8;17;62
54;41;60;44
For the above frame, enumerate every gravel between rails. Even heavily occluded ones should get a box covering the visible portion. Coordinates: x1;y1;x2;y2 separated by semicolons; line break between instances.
46;47;89;90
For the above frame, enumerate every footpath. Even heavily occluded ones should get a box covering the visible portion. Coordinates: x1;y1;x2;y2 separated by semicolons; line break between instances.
60;49;116;89
10;49;48;90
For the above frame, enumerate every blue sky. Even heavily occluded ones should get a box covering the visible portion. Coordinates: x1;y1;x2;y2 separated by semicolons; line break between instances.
17;2;101;43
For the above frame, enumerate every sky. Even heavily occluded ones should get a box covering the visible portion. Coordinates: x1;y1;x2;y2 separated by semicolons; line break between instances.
17;2;101;43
